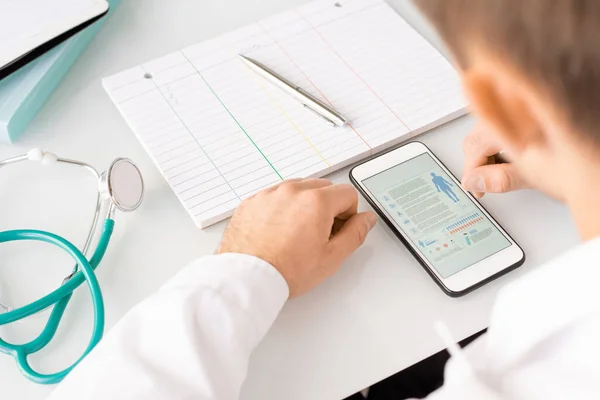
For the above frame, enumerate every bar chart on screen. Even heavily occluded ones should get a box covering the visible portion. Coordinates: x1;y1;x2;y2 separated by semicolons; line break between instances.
446;213;483;234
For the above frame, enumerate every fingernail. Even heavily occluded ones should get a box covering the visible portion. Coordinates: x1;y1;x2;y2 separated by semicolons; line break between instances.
366;213;377;230
463;176;485;192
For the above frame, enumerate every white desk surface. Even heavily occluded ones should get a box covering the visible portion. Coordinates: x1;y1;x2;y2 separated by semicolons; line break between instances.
0;0;580;399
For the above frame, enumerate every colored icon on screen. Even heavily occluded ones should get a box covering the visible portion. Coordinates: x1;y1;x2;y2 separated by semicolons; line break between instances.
463;232;471;246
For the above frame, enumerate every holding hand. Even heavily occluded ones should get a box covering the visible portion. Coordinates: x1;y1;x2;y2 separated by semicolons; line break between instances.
217;179;377;297
461;124;530;198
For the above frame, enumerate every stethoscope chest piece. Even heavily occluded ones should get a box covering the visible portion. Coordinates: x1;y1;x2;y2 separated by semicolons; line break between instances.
100;158;144;212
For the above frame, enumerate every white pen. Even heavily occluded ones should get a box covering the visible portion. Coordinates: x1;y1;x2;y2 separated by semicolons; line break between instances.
434;321;474;379
238;54;347;127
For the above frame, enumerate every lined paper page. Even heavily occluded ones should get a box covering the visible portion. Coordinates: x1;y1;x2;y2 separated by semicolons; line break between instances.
103;0;467;228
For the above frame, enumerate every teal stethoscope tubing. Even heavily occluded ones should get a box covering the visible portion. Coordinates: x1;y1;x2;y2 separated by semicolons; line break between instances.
0;219;114;384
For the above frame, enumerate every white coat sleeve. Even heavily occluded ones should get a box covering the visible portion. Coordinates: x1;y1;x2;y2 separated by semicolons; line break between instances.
425;238;600;400
47;253;289;400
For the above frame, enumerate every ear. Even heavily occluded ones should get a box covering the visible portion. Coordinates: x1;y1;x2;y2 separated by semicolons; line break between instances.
462;64;545;153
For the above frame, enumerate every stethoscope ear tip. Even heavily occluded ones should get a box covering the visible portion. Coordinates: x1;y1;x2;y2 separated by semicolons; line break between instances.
27;148;44;161
27;149;59;165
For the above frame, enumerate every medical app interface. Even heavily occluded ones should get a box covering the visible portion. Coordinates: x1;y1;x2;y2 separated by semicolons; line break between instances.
363;154;511;278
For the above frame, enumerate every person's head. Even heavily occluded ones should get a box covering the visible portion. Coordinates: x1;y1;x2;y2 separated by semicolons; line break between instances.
431;172;436;177
413;0;600;203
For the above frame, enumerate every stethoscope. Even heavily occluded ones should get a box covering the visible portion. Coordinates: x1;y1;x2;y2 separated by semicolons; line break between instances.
0;149;144;384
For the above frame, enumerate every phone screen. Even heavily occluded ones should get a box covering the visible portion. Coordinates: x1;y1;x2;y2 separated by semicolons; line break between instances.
362;153;511;278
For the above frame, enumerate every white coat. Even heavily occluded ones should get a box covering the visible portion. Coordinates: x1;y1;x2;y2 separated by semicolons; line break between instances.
47;238;600;399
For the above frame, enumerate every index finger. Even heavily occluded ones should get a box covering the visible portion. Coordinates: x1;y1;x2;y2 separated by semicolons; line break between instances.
319;184;359;220
462;124;503;172
269;178;332;193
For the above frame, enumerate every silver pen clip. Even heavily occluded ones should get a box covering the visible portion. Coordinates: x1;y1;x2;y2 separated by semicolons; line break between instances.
303;104;335;127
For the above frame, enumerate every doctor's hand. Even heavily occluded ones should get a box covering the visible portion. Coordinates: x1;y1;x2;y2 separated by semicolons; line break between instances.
461;123;530;198
217;179;377;298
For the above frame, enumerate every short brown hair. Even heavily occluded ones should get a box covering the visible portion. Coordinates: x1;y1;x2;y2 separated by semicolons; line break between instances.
413;0;600;143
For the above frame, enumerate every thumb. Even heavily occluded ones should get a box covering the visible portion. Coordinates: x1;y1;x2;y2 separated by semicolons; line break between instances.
462;163;529;195
328;211;377;263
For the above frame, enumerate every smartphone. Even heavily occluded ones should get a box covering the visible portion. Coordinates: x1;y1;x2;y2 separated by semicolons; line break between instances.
350;142;525;297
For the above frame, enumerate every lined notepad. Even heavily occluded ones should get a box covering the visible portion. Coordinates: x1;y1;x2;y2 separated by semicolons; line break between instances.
103;0;468;228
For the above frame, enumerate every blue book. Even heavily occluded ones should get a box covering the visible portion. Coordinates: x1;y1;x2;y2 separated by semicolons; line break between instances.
0;0;119;143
